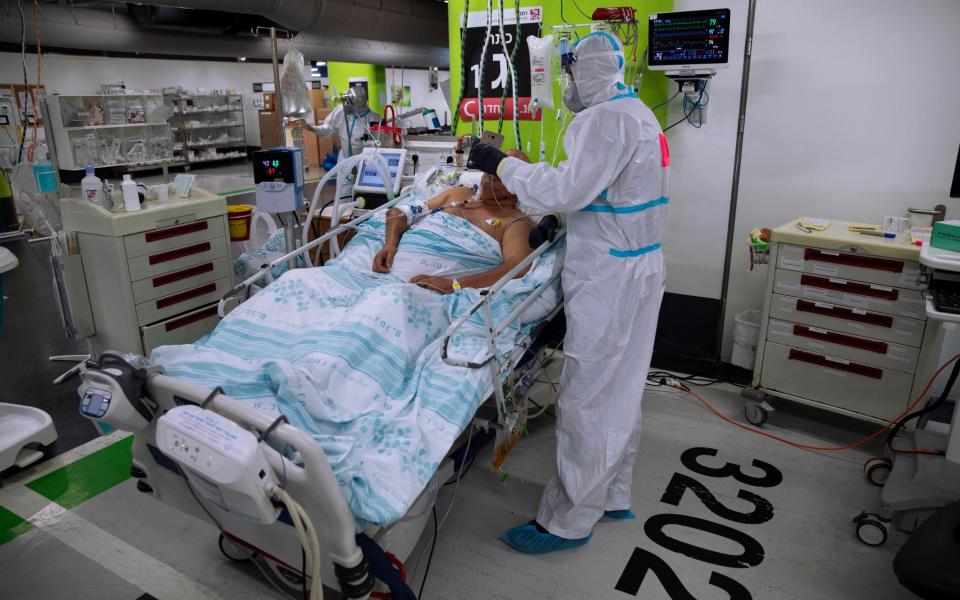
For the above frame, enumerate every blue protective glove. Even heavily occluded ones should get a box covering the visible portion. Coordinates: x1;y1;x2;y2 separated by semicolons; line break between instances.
467;142;508;176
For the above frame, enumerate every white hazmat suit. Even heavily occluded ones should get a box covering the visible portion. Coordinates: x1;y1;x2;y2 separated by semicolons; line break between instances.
497;32;670;541
310;104;382;160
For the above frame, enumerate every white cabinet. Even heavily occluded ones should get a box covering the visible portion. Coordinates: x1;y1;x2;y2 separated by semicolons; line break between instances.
749;219;933;425
60;189;233;356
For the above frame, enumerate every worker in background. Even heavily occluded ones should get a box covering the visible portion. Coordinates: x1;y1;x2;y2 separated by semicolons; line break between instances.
467;31;670;554
305;85;382;159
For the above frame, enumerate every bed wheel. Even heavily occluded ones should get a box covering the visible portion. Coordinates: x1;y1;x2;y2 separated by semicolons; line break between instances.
219;533;254;562
863;457;892;486
853;511;889;547
744;402;768;427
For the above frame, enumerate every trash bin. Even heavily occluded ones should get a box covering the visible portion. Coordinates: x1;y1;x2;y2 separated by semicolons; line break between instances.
731;309;762;370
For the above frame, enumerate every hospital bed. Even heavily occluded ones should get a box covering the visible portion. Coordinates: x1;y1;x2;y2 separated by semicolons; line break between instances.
77;159;566;599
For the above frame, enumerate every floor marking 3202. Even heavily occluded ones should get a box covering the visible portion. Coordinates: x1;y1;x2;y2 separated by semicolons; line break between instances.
615;447;783;599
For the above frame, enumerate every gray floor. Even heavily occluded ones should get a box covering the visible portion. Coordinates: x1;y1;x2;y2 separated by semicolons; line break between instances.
0;382;915;599
0;237;92;454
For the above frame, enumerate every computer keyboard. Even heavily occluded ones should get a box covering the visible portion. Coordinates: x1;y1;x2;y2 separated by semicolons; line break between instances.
934;288;960;315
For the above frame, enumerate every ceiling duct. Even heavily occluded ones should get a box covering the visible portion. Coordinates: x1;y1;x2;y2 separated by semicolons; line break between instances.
0;0;449;67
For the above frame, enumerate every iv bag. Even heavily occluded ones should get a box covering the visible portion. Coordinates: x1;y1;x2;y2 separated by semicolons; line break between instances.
280;46;312;118
527;35;555;110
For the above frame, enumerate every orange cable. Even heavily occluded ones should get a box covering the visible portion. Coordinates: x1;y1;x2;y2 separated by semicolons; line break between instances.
671;353;960;455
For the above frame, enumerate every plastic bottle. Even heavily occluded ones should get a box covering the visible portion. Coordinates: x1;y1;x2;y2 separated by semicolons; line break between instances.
80;165;106;208
121;174;140;212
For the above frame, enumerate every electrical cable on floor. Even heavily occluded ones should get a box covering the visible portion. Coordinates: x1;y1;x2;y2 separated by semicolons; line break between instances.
885;356;960;456
663;353;960;457
301;548;308;600
438;428;472;529
417;506;439;599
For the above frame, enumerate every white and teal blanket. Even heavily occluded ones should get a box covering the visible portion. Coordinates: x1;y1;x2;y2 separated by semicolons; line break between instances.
151;207;562;526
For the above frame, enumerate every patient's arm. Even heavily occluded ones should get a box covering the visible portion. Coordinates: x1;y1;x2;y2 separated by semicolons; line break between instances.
372;188;472;273
410;217;534;293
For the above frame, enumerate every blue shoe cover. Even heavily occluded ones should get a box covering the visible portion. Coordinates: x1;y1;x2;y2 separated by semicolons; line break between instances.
499;522;591;554
603;509;636;520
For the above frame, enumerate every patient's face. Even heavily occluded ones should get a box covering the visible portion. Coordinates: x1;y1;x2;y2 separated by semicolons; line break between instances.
479;173;512;202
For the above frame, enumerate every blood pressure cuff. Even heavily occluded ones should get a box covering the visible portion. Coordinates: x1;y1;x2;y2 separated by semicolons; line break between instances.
397;199;428;226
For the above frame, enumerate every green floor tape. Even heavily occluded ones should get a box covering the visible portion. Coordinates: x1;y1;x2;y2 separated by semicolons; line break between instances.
26;436;134;510
0;505;33;545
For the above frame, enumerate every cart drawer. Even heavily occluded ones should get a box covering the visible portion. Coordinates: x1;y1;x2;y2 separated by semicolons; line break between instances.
777;244;923;290
135;277;232;326
759;342;912;423
772;269;925;319
769;294;925;347
124;216;226;259
127;236;228;282
766;318;919;373
141;303;220;354
131;257;230;304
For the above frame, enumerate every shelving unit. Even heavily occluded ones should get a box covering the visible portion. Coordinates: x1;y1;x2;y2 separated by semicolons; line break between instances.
166;93;247;168
45;94;176;170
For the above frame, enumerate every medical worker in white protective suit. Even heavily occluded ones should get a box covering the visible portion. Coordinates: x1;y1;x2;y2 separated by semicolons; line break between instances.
467;31;670;554
306;85;382;159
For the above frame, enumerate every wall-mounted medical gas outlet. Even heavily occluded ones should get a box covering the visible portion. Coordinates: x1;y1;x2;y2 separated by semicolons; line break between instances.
673;79;710;126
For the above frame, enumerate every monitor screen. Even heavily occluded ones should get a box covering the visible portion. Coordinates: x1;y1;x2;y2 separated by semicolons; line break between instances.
252;149;296;184
649;9;731;68
357;151;404;191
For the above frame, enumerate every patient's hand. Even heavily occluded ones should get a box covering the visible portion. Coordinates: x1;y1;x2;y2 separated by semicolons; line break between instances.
410;275;455;294
372;245;397;273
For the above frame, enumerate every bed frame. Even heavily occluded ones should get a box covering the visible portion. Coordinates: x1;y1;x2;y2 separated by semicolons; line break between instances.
95;170;566;598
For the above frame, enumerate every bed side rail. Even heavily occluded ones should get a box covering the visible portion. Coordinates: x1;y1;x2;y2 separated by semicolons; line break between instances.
144;374;366;574
218;196;404;316
440;229;566;368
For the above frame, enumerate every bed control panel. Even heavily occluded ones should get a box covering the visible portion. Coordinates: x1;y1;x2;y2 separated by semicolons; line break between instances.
157;405;280;525
80;388;112;419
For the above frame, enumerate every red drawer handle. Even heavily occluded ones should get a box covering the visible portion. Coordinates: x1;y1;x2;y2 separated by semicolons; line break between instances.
796;299;894;328
803;248;903;273
144;220;208;243
164;305;219;332
148;241;211;265
156;282;217;310
793;324;889;354
788;348;883;379
152;262;214;288
799;274;899;301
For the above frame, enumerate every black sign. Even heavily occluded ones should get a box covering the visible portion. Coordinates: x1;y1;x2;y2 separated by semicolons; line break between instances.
459;6;542;121
253;82;263;93
462;8;540;99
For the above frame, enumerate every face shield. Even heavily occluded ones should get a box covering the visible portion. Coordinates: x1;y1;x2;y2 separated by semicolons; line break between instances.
341;86;369;115
567;32;630;109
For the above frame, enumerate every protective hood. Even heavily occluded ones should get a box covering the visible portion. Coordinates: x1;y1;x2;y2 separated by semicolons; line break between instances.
571;32;633;108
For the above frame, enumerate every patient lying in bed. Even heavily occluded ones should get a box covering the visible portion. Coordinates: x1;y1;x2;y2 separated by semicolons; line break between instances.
371;150;535;293
151;150;562;526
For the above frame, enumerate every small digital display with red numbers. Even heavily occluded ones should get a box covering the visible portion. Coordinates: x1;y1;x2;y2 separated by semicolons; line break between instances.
252;150;295;184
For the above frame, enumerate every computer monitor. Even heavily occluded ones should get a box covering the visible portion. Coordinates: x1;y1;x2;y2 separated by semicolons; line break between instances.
648;9;731;74
353;148;407;196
